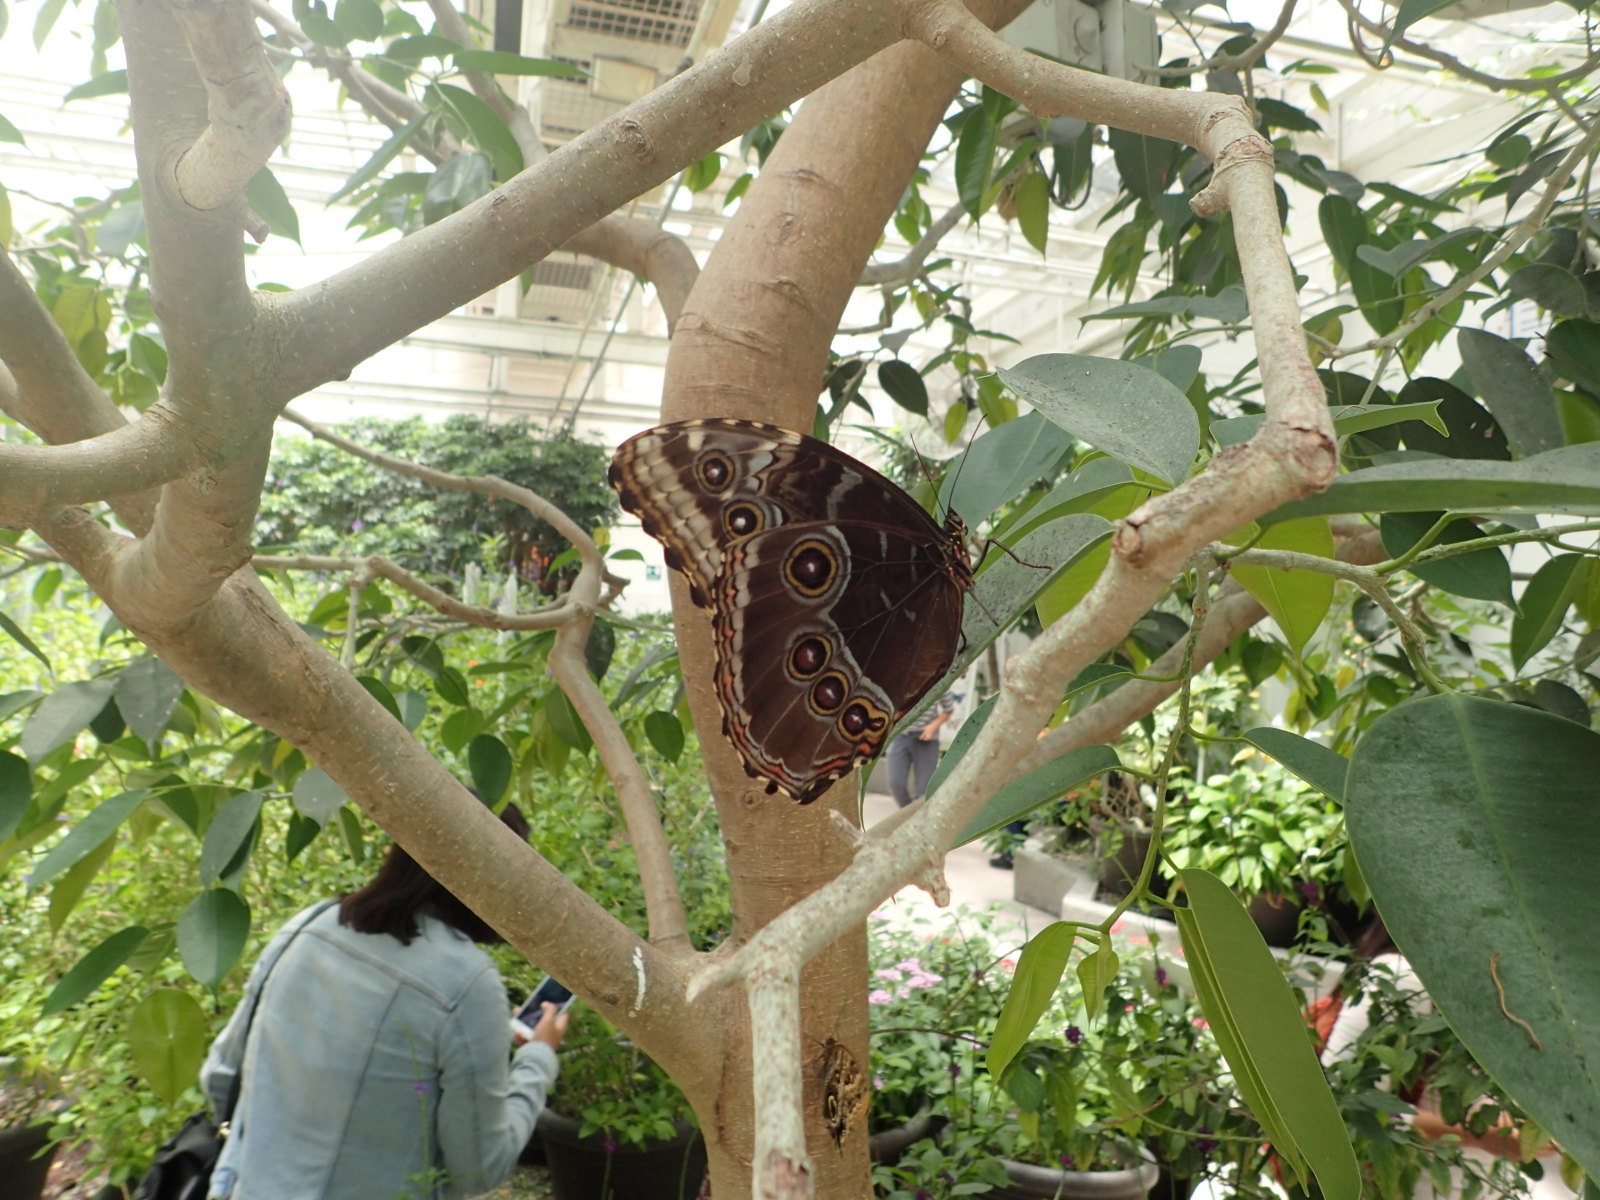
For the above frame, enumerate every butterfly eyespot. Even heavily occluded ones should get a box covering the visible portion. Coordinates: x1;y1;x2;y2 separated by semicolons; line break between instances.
788;636;829;679
839;701;885;739
724;502;763;538
810;673;848;713
697;452;735;492
785;540;837;596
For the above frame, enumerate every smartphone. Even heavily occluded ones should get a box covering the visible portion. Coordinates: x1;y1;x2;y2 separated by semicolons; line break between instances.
510;976;574;1039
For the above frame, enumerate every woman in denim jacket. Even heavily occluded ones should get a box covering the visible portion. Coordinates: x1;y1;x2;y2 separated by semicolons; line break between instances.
200;803;566;1199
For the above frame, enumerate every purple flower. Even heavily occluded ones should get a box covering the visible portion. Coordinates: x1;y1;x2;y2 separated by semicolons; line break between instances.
947;1062;961;1079
1156;967;1170;987
1065;1025;1082;1045
411;1081;430;1094
351;519;365;531
916;1190;933;1200
1059;1153;1076;1169
1299;880;1321;902
602;1138;618;1154
1194;1132;1218;1155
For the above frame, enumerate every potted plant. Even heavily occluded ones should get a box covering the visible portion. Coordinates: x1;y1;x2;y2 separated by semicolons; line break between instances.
533;1009;706;1200
1161;760;1347;947
979;935;1268;1200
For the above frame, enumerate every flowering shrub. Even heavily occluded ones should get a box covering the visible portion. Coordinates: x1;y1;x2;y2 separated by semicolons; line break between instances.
867;910;1011;1127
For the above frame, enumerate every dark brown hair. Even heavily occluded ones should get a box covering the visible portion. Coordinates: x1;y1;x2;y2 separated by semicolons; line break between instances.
339;798;528;946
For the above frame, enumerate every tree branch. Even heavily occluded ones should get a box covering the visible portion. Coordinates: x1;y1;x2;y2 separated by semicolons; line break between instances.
169;0;292;211
1142;0;1299;79
270;0;905;399
859;202;965;286
278;408;693;948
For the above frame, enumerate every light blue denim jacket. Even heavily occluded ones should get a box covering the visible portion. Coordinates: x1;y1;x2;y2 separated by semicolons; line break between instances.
200;901;557;1200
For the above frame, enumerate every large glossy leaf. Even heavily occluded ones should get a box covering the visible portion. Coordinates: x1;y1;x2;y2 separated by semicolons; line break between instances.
941;410;1071;526
1346;695;1600;1177
468;733;513;802
115;656;185;750
1458;330;1563;458
428;84;522;182
452;49;587;77
1511;553;1590;670
916;515;1111;713
128;988;209;1103
1211;400;1446;449
987;921;1078;1078
27;789;146;894
954;103;997;219
1228;517;1335;658
42;924;150;1015
1242;728;1348;803
1175;869;1360;1200
1265;443;1600;523
1380;511;1513;605
1394;377;1509;461
200;790;265;887
177;888;251;988
48;831;117;933
999;354;1200;487
951;744;1121;847
21;677;116;763
292;767;346;825
0;750;29;842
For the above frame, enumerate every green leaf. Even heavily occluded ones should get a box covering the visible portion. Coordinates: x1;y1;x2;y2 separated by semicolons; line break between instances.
952;744;1121;847
1458;329;1563;458
452;49;587;76
1211;400;1448;449
246;167;301;244
467;733;512;803
1380;511;1514;605
63;69;128;103
0;607;51;672
1508;263;1589;318
987;921;1076;1078
1265;443;1600;523
394;689;429;732
356;674;401;722
48;831;116;933
1176;869;1361;1200
200;790;265;887
0;113;25;148
1382;0;1464;48
1228;517;1335;658
1394;376;1508;461
1075;941;1119;1020
1318;194;1400;335
128;988;209;1103
543;689;591;753
428;84;522;182
941;410;1071;526
1241;728;1348;803
327;113;427;205
42;925;150;1015
954;105;997;219
333;0;382;42
115;657;184;751
435;666;473;707
177;888;251;988
292;766;346;825
1353;228;1482;278
28;790;146;895
439;707;484;752
33;0;67;49
1511;553;1588;670
1346;695;1600;1177
0;750;30;842
877;360;929;417
642;711;684;762
22;678;116;763
999;354;1200;487
1013;170;1049;255
1546;319;1600;396
681;150;721;193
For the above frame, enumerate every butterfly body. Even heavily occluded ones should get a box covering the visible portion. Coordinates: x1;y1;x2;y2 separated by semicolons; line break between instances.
609;419;971;803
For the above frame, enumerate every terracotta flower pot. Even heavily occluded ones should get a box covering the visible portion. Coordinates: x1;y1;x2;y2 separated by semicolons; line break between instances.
990;1151;1161;1200
535;1108;706;1200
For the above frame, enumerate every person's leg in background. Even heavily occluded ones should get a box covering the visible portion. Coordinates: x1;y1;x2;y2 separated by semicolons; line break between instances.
886;734;917;808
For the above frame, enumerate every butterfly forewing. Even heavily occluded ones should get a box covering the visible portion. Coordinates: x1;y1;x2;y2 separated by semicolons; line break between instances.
609;419;973;803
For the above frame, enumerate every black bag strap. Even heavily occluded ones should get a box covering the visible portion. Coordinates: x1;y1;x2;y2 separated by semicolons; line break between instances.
218;898;338;1123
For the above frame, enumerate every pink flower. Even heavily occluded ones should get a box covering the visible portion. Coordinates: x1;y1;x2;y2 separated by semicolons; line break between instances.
896;959;923;972
875;967;904;982
906;973;941;989
869;989;894;1005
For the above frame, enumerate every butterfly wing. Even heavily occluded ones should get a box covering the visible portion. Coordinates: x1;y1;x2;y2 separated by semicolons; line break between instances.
609;418;972;803
711;520;967;803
